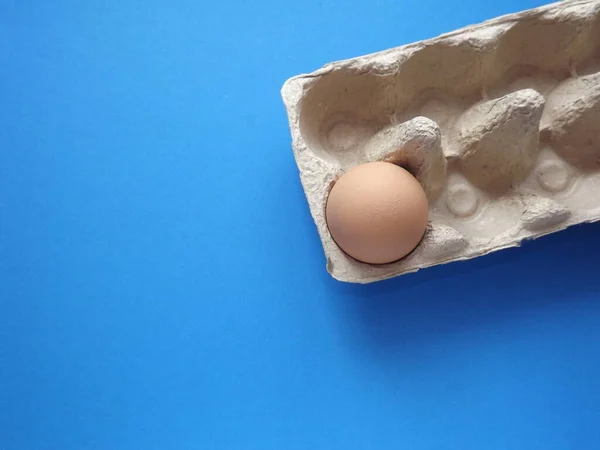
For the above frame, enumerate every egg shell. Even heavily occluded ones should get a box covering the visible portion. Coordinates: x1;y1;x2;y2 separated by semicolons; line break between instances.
326;162;429;265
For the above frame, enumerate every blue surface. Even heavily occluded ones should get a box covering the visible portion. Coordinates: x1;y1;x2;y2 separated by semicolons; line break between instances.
2;1;600;449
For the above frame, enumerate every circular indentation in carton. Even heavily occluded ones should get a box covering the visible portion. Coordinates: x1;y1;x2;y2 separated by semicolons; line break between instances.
327;121;365;152
321;113;376;163
419;99;449;126
537;162;570;193
508;73;558;97
445;184;479;217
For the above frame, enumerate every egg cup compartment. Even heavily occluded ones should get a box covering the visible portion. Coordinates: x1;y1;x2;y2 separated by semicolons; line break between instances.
281;0;600;283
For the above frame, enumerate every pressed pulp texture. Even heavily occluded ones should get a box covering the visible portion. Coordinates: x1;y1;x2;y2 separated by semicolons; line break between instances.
281;0;600;283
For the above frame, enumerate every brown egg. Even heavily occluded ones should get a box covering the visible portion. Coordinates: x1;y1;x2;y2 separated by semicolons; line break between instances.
325;161;429;265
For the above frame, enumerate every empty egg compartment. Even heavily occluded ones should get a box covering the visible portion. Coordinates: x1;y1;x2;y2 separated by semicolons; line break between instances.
282;0;600;283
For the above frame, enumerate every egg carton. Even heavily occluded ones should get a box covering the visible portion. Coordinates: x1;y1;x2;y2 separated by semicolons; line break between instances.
281;0;600;283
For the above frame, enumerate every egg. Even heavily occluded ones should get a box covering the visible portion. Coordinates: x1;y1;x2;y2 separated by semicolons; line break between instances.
325;161;429;265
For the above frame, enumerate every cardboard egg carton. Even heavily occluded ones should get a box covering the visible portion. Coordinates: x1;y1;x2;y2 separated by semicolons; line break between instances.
281;0;600;283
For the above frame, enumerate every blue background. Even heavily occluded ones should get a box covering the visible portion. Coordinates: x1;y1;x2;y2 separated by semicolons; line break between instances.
2;0;600;449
